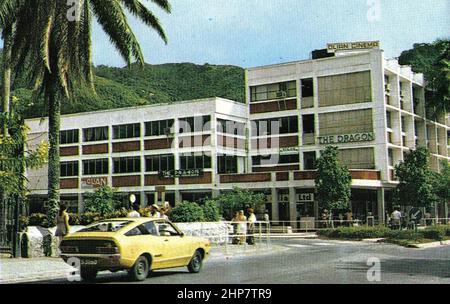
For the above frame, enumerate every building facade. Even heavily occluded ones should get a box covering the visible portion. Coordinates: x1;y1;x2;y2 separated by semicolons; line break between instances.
25;45;450;225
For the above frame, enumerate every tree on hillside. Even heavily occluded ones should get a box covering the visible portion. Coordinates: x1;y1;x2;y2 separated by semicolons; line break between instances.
315;146;352;220
394;147;437;210
398;39;450;116
2;0;171;225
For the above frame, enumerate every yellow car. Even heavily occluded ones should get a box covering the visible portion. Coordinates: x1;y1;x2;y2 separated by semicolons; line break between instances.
60;218;211;281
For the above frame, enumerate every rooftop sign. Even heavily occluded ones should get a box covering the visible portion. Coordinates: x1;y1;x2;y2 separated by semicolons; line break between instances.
327;41;380;53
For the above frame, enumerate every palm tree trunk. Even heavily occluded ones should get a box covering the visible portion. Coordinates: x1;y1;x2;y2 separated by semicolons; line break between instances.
1;25;13;238
1;26;12;135
46;76;61;227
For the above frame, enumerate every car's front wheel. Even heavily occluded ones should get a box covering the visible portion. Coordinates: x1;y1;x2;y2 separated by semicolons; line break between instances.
187;250;203;273
80;267;98;281
129;255;149;281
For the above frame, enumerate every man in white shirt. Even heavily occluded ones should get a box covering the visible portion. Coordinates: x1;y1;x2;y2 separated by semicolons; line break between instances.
247;208;257;245
391;208;401;229
127;203;141;218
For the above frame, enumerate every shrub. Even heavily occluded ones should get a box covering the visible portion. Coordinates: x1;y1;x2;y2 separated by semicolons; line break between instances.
19;215;29;231
445;226;450;237
109;208;129;219
170;202;205;223
202;200;221;222
80;212;103;226
317;226;390;240
83;186;120;216
68;213;81;226
386;230;422;241
139;207;152;218
28;213;49;227
422;226;446;241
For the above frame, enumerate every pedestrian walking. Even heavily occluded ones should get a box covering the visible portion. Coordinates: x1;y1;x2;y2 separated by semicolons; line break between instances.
55;203;70;255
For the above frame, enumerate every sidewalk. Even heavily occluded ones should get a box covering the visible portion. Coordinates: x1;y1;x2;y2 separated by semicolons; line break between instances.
0;243;281;284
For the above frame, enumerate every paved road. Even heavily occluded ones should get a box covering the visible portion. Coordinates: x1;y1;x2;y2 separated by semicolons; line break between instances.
34;238;450;284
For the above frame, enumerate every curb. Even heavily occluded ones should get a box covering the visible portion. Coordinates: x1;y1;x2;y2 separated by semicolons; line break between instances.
0;270;74;284
362;238;386;243
408;240;450;249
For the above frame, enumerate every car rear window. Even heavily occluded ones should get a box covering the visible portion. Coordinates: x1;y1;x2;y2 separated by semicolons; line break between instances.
79;221;132;232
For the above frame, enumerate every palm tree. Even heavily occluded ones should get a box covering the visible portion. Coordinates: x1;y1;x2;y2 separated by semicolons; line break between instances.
5;0;171;225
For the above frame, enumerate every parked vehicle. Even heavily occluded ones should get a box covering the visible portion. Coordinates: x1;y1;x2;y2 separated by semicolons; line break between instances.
59;218;211;281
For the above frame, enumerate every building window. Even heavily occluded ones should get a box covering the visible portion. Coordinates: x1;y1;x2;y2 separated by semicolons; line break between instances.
145;154;174;172
250;81;296;102
401;117;406;133
253;116;298;136
217;119;245;136
252;154;299;166
83;159;109;175
302;115;315;134
386;112;392;129
145;119;175;137
218;155;238;174
179;153;211;170
60;129;79;145
388;149;394;166
387;132;393;144
318;71;372;107
113;157;141;174
179;116;211;134
60;161;79;177
113;123;140;139
83;126;109;142
303;152;316;170
301;78;314;98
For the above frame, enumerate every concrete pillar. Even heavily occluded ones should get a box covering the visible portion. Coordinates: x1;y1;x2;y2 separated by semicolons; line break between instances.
140;191;147;207
78;193;84;214
377;188;386;225
289;187;297;222
271;188;279;222
175;190;182;206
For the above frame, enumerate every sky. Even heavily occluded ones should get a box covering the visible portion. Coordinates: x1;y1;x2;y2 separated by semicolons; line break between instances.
21;1;450;69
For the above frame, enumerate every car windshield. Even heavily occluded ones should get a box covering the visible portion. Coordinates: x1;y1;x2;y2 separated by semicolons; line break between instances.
79;221;132;232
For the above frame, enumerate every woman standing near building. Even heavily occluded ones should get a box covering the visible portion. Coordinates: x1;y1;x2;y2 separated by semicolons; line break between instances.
55;203;70;255
238;210;247;245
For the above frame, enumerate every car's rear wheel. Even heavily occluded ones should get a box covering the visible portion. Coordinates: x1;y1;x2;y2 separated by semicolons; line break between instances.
80;267;98;281
128;256;149;281
187;250;203;273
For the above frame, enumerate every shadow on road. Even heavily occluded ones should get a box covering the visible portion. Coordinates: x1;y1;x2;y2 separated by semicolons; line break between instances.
31;269;191;284
337;258;450;279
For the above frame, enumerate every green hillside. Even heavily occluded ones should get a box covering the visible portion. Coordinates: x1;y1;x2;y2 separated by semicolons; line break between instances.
11;62;245;119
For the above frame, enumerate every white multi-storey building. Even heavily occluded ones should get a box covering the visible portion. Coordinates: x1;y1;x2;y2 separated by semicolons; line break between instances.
25;42;450;226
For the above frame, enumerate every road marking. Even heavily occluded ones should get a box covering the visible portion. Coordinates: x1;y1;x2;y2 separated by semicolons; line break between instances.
314;243;334;246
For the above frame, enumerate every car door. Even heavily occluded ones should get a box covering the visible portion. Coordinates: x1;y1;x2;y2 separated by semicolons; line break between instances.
154;220;192;268
141;221;166;270
121;223;165;269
